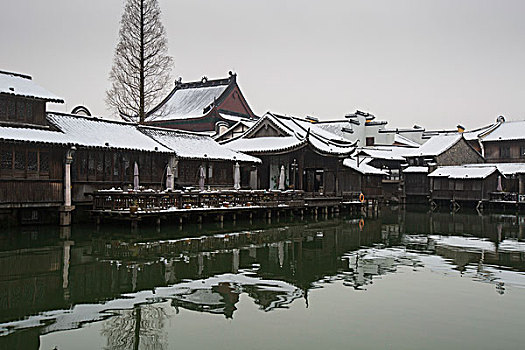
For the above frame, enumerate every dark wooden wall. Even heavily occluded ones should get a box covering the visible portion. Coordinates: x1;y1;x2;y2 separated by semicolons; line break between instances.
0;144;63;205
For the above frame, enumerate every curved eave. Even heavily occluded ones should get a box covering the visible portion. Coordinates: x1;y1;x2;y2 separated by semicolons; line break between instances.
236;140;308;156
176;155;261;163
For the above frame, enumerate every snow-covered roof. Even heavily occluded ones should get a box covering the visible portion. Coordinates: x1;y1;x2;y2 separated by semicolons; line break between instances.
315;121;354;139
219;112;256;125
146;76;236;122
0;113;171;152
403;166;429;173
464;163;525;176
411;134;462;157
428;166;498;179
139;126;261;163
394;134;421;147
225;112;356;156
356;146;416;161
147;84;228;122
47;113;171;152
481;120;525;142
462;123;498;141
226;136;305;153
0;71;63;103
343;157;386;175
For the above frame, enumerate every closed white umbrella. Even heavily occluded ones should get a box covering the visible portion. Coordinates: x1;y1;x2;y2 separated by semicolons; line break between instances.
278;165;286;190
166;165;173;191
497;175;503;192
234;162;241;190
133;162;139;190
199;165;206;191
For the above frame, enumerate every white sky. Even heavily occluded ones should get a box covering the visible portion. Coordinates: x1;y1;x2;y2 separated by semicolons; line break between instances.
1;0;524;129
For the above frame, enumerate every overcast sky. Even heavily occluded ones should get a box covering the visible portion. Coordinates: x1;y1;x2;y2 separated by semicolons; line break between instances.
1;0;524;129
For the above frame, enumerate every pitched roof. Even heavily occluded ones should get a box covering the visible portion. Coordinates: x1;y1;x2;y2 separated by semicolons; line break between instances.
480;120;525;142
411;134;463;157
139;126;261;163
225;136;305;154
463;163;525;176
146;76;234;122
0;112;170;152
428;166;498;179
343;157;386;175
0;71;64;103
403;166;429;173
226;112;356;156
394;134;421;147
356;146;416;161
47;113;170;152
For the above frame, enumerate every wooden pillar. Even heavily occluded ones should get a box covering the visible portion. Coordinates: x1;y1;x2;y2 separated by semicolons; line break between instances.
60;147;76;226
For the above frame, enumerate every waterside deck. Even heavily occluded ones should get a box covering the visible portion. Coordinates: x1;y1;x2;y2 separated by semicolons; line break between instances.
91;189;369;225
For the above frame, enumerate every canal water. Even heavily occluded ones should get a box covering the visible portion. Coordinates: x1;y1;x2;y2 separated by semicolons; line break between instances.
1;208;525;349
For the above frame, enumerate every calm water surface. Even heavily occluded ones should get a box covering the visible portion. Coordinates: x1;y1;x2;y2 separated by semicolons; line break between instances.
1;208;525;349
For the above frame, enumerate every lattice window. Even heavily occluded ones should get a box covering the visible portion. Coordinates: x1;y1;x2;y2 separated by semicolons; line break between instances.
1;147;12;170
27;151;38;171
39;151;49;174
0;97;6;119
14;150;25;170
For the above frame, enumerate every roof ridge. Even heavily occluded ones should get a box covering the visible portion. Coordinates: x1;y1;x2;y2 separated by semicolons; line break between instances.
0;70;32;80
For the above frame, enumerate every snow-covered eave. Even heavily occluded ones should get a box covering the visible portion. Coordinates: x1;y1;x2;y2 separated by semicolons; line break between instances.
0;91;64;104
176;154;261;164
235;140;308;155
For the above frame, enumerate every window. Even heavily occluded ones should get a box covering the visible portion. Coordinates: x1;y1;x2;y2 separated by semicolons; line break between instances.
14;150;25;171
88;152;95;177
16;100;27;121
104;153;112;179
366;137;375;146
39;151;49;174
472;181;481;190
455;181;463;190
500;146;510;158
1;147;12;170
0;97;6;119
433;178;441;190
27;151;38;172
7;100;15;120
113;153;120;180
26;101;33;123
520;146;525;159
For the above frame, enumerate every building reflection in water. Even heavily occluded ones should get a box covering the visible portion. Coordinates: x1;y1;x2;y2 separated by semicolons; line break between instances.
0;209;524;348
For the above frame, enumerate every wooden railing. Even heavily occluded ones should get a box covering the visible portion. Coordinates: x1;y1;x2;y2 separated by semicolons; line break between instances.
490;192;521;203
92;189;307;212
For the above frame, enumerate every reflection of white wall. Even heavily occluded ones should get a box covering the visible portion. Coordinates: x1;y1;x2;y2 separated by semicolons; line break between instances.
269;162;288;190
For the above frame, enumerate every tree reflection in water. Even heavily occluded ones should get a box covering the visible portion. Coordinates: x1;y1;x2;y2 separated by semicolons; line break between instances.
101;304;169;350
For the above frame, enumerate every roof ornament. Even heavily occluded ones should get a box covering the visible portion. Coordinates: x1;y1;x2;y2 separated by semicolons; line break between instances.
201;76;208;83
175;77;182;85
496;115;505;123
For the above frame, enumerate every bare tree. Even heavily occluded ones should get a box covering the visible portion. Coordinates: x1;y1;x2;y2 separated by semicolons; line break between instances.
106;0;173;123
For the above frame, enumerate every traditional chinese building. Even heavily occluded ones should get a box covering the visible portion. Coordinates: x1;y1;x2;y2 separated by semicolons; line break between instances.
223;112;357;194
145;72;257;134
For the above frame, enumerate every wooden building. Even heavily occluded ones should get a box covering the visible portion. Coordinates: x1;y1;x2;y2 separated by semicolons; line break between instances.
145;73;257;134
428;166;502;204
406;134;484;167
223;112;356;195
342;157;385;199
479;119;525;163
0;71;67;223
402;166;430;203
0;70;261;225
139;126;261;189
